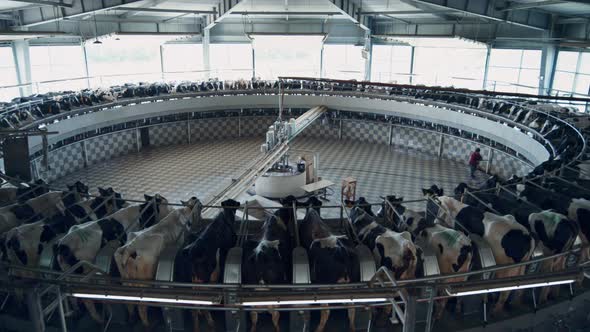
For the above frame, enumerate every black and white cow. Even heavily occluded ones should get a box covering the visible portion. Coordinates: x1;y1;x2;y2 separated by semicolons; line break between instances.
349;198;418;280
0;181;88;235
55;194;171;323
423;185;535;314
114;197;201;328
242;211;292;332
0;179;48;205
528;210;579;302
4;187;124;269
298;198;359;332
516;183;590;261
176;199;239;332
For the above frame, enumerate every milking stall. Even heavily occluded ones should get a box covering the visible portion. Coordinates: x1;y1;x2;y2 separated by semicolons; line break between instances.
2;1;590;332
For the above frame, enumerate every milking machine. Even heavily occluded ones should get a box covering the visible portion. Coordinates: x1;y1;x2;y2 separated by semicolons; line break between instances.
426;196;497;324
342;204;377;331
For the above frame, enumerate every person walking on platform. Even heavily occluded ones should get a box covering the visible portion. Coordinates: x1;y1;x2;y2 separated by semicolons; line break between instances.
469;148;483;179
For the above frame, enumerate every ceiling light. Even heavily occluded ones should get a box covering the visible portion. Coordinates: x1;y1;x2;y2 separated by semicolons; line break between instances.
93;39;102;44
71;293;214;305
446;279;575;297
241;298;388;306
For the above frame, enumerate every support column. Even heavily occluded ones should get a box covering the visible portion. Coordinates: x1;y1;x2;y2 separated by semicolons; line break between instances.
438;134;444;158
539;43;558;95
486;148;493;174
482;44;492;90
12;39;33;96
202;28;211;80
409;46;415;85
388;124;393;146
82;44;91;89
364;34;372;81
159;45;165;80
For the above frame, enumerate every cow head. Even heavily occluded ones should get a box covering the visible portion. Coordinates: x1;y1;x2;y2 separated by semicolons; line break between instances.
65;181;89;206
375;232;417;280
422;185;444;198
96;187;126;214
220;199;240;221
453;183;470;198
349;206;374;233
345;197;374;216
180;197;202;230
141;194;173;228
303;196;322;214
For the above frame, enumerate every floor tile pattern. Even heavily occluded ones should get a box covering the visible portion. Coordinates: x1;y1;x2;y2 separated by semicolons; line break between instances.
51;137;486;217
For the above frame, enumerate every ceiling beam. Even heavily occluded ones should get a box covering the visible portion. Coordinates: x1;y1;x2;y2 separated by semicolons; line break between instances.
403;0;550;30
499;0;590;11
118;0;167;18
231;11;343;16
114;6;217;15
16;0;143;28
204;0;242;30
8;0;73;8
557;16;590;24
360;9;456;15
327;0;370;31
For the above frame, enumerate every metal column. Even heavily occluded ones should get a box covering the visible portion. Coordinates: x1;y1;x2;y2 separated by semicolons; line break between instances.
203;29;211;79
12;39;33;96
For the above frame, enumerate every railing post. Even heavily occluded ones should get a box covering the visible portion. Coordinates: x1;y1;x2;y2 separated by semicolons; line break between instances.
403;295;417;332
26;286;45;332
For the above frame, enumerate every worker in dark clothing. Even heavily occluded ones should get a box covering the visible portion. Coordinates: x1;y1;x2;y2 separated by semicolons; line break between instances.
469;148;483;179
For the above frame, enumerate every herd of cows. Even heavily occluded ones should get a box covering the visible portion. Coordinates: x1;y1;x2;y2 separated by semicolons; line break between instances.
0;155;589;331
0;78;589;331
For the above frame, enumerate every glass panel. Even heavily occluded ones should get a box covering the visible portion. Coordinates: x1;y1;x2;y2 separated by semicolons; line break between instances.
30;46;87;92
578;53;590;74
253;35;322;79
86;39;162;87
322;44;364;80
413;46;486;88
574;74;590;95
370;45;412;83
556;51;578;73
552;71;575;93
162;43;203;81
210;43;253;80
489;49;522;68
0;47;20;101
487;67;518;92
521;50;542;69
518;68;540;90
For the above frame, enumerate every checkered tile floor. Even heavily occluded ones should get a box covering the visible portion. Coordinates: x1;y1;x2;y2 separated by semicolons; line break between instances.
51;136;488;213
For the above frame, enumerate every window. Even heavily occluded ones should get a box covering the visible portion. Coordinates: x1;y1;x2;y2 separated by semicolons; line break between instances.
487;49;542;94
322;44;364;80
412;46;487;89
30;46;87;93
253;35;322;79
162;43;203;81
86;38;162;87
0;47;19;102
371;45;412;84
210;43;253;80
552;51;590;98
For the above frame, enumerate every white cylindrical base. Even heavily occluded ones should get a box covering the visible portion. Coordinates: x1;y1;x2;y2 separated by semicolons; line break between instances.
255;165;306;198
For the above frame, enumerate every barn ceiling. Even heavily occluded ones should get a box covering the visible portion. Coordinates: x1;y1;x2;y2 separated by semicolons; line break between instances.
0;0;588;47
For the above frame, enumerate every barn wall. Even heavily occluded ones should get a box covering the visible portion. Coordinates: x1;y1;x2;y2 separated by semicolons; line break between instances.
240;116;276;137
299;119;340;139
190;117;239;141
342;120;390;144
86;130;139;166
150;122;188;147
391;126;440;154
32;142;85;182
